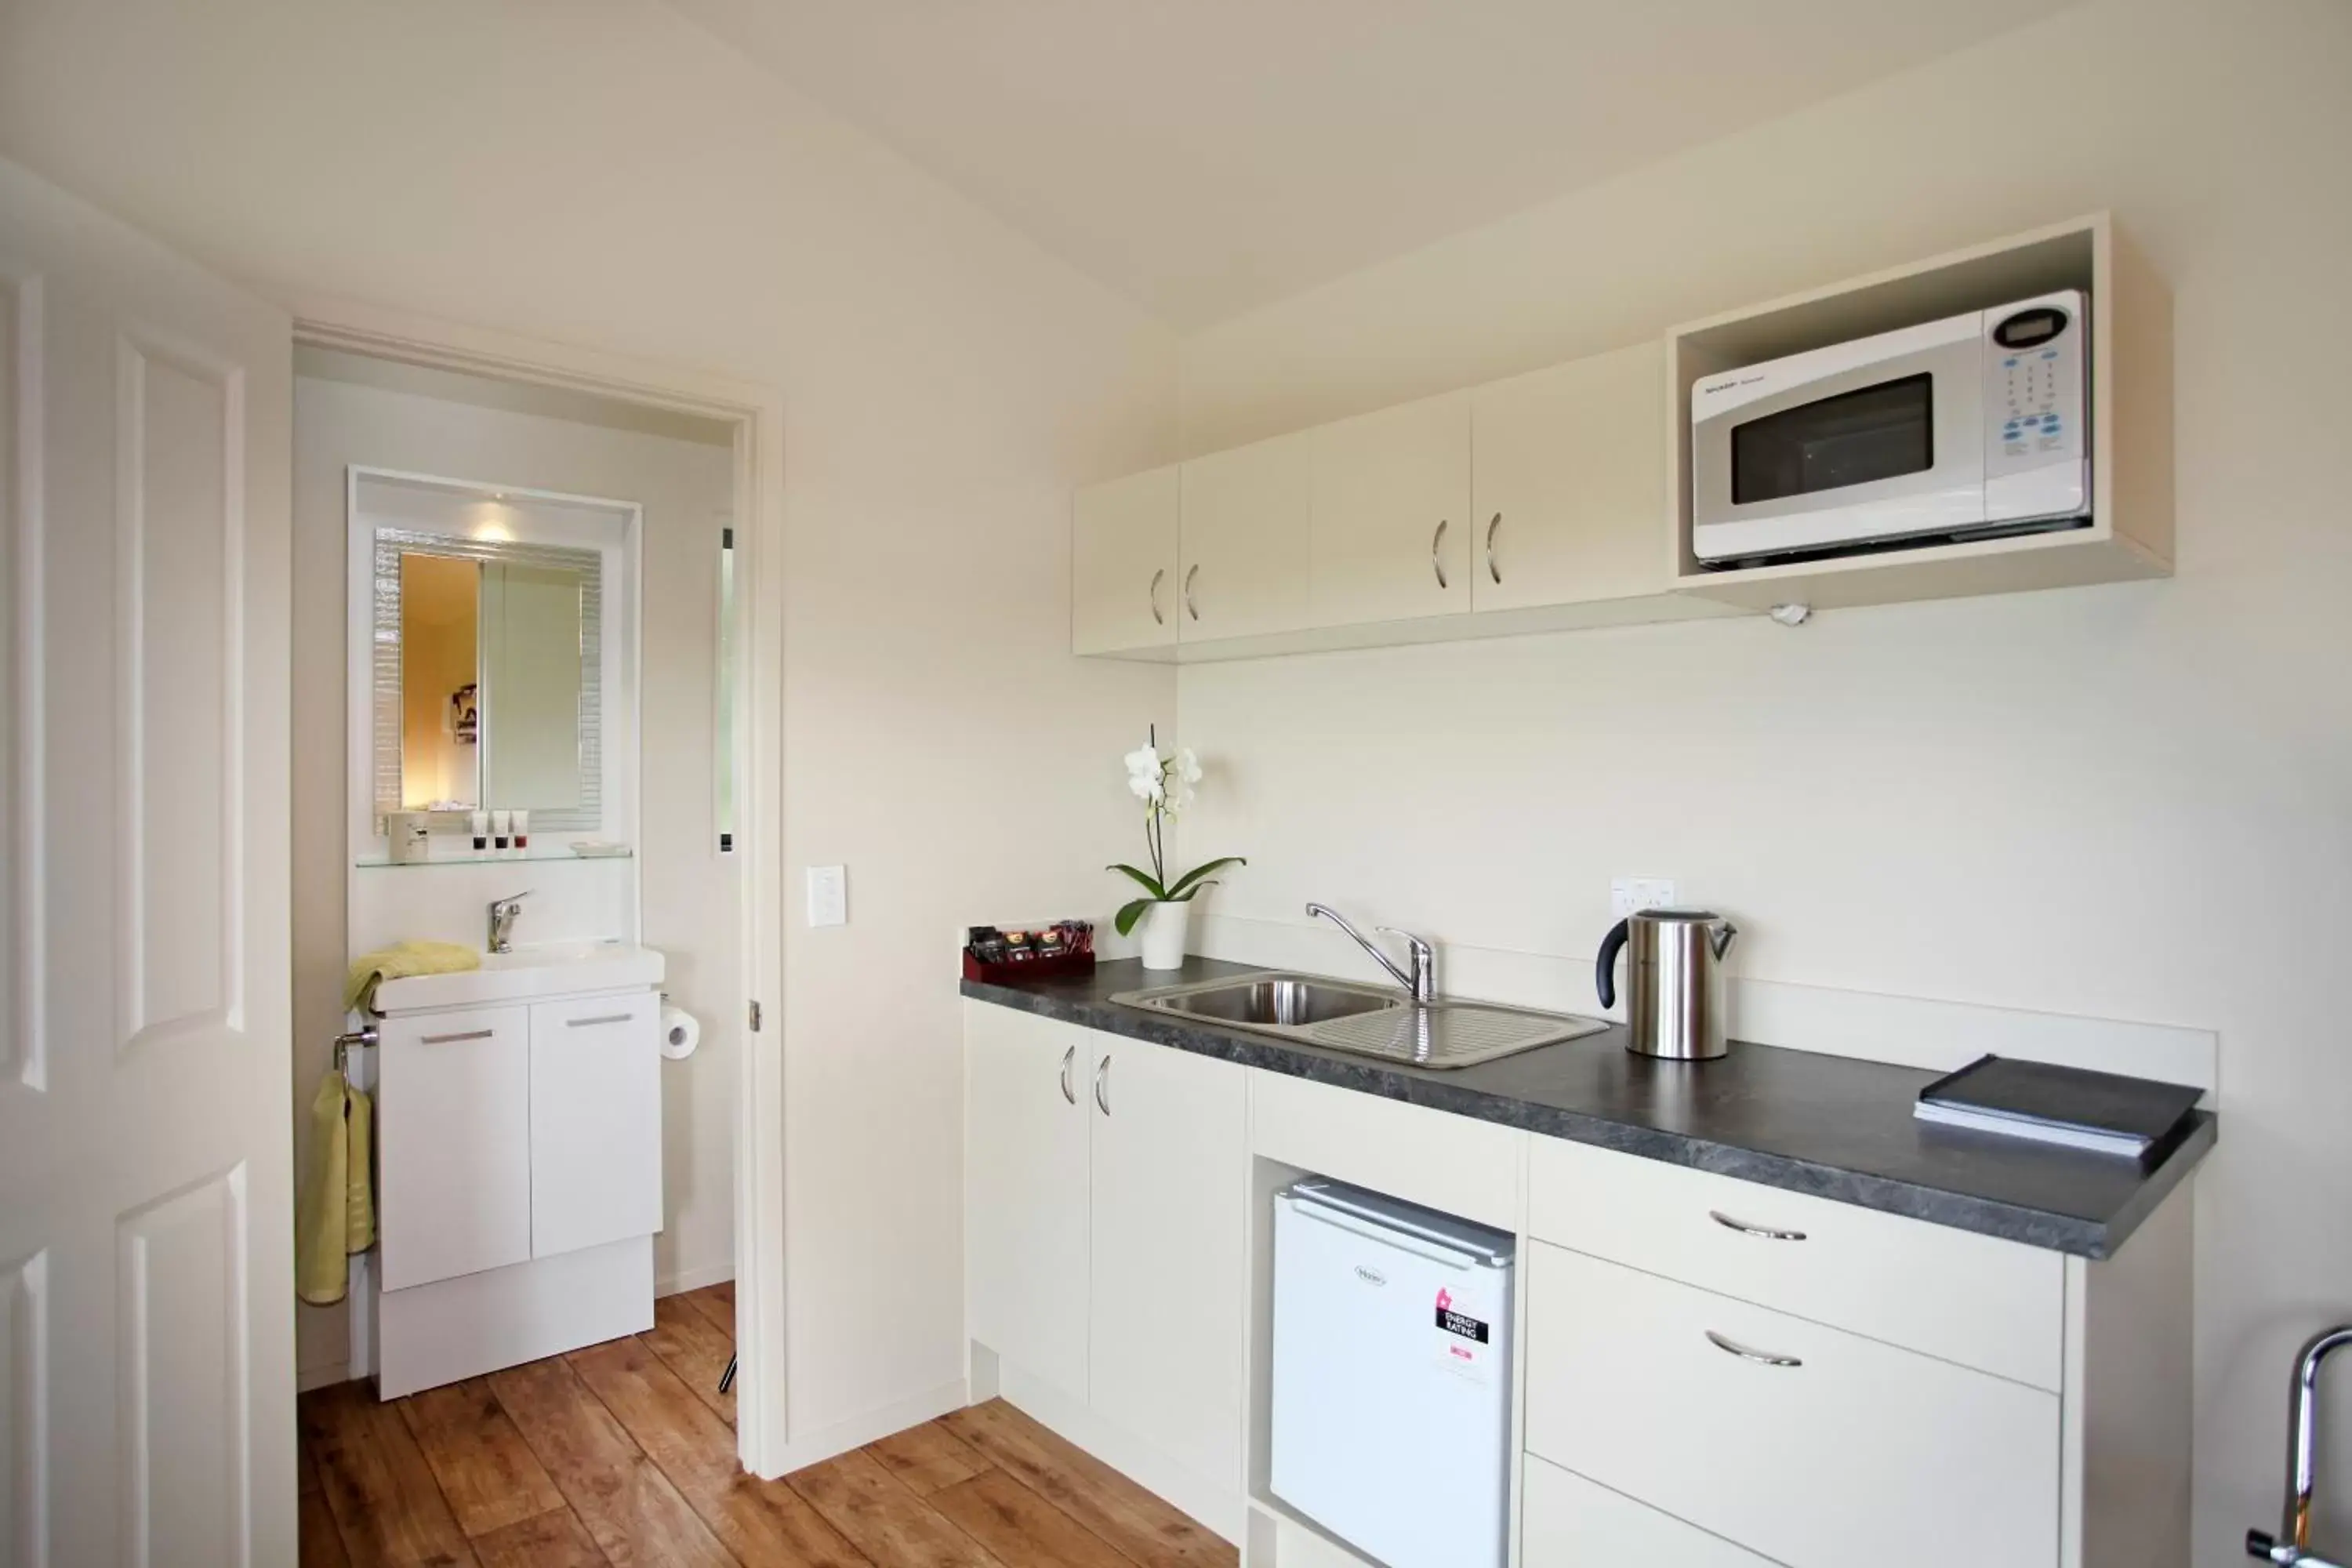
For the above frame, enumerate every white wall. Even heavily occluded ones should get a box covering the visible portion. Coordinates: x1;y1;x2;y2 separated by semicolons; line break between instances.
1171;0;2352;1554
293;365;740;1382
0;0;1181;1438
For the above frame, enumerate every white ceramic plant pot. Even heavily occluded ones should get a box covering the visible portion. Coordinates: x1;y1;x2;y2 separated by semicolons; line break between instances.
1138;900;1191;971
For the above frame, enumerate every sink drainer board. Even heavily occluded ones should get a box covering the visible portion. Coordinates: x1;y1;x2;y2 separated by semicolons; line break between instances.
1113;972;1607;1069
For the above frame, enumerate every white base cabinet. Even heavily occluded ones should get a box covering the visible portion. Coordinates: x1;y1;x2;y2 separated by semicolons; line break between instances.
958;1000;2196;1568
964;1000;1093;1403
376;1004;533;1292
964;1004;1248;1520
1526;1244;2060;1568
1522;1456;1774;1568
372;983;664;1398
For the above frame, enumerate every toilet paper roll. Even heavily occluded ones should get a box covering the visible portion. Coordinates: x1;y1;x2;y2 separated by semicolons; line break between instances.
659;1006;700;1061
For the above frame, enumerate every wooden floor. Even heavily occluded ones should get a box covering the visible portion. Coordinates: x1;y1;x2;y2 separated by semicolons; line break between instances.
299;1282;1240;1568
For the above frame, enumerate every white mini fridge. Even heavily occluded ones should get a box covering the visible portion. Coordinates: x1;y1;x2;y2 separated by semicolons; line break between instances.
1269;1178;1515;1568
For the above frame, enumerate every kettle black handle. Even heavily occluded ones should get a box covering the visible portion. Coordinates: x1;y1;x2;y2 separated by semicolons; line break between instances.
1595;917;1630;1010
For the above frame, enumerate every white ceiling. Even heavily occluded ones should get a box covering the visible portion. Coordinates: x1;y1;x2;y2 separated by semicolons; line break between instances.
665;0;2080;329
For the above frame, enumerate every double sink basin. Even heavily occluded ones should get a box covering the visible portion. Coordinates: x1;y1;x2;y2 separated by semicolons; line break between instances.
1111;971;1606;1069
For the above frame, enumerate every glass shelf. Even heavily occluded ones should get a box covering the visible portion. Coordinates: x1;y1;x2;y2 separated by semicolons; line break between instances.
354;844;633;869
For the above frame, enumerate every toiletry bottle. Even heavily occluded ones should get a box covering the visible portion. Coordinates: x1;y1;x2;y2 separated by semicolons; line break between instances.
513;809;530;851
470;810;489;852
492;809;510;851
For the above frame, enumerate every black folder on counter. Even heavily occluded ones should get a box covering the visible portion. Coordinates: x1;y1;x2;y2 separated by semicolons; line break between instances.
1915;1054;2201;1159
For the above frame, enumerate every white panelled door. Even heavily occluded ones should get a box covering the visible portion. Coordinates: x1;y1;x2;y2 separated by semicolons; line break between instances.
0;158;294;1566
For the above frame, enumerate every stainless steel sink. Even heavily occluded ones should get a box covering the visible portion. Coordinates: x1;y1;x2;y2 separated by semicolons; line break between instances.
1149;975;1397;1029
1112;971;1609;1069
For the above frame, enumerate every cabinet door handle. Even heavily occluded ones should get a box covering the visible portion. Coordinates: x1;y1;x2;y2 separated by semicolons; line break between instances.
420;1028;494;1045
1183;564;1200;621
1486;512;1503;584
1059;1045;1076;1105
1094;1053;1111;1116
1149;568;1166;626
1431;520;1450;590
1709;1210;1807;1242
566;1013;633;1029
1706;1330;1802;1368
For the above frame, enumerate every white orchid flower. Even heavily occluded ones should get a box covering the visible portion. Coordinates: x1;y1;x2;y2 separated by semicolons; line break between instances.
1123;742;1165;804
1162;746;1202;816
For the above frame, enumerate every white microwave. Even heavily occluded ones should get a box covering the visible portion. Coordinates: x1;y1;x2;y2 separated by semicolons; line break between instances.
1690;289;2089;567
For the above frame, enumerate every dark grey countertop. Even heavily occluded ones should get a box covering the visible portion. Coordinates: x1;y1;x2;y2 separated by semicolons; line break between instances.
962;956;2214;1259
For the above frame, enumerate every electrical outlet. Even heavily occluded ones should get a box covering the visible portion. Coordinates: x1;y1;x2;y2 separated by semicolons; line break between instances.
1610;877;1677;920
805;865;848;927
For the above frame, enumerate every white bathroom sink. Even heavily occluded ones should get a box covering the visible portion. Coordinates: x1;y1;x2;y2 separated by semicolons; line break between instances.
372;942;666;1013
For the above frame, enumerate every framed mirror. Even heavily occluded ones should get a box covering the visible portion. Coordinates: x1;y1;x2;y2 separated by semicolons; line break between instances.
371;526;604;833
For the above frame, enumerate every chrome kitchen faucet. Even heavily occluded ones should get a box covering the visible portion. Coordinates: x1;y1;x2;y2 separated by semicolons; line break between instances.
1305;902;1436;1004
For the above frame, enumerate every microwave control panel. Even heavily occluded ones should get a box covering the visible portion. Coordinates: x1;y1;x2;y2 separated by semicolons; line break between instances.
1982;288;2089;523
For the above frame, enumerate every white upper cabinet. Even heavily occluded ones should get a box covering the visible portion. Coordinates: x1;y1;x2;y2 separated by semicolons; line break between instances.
1472;343;1668;612
1308;390;1472;626
1073;464;1180;655
1178;432;1313;642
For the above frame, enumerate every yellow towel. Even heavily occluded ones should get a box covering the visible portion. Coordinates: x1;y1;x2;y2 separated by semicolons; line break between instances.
343;939;480;1014
296;1068;375;1306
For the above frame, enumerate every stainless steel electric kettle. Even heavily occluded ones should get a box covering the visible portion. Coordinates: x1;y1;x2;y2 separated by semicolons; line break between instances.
1595;908;1739;1060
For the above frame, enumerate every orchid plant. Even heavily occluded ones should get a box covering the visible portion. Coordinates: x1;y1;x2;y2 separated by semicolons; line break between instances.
1109;727;1245;936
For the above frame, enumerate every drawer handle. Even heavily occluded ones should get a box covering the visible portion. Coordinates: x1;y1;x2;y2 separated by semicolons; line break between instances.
1059;1045;1076;1105
419;1028;494;1045
1706;1330;1802;1368
1710;1210;1806;1242
565;1013;634;1029
1094;1053;1111;1116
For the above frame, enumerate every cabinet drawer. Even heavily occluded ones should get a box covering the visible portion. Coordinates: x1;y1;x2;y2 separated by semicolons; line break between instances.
1526;1135;2061;1389
528;992;662;1260
1526;1244;2059;1568
378;1004;532;1290
1250;1070;1520;1230
1522;1454;1773;1568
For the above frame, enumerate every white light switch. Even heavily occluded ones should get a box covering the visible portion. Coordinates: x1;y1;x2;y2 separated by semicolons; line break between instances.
806;865;848;927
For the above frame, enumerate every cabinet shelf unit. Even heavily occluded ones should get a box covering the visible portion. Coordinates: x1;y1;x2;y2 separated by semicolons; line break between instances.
1666;211;2172;613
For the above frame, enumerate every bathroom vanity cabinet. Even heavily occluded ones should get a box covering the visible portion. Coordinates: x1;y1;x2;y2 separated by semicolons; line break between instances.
368;973;664;1398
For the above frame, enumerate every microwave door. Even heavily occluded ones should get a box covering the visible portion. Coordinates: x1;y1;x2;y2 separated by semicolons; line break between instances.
1693;328;1984;562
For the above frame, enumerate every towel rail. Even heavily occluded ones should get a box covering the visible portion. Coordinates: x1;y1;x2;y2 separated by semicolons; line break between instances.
332;1026;378;1073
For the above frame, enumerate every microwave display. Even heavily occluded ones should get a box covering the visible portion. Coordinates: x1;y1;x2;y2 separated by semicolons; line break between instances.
1730;372;1934;506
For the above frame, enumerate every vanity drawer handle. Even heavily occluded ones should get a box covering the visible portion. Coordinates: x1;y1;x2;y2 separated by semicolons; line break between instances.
420;1028;495;1045
1706;1330;1802;1368
566;1013;634;1029
1710;1210;1806;1242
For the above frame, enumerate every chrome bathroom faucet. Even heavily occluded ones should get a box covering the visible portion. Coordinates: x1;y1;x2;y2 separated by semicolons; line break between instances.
487;890;532;955
1305;902;1436;1004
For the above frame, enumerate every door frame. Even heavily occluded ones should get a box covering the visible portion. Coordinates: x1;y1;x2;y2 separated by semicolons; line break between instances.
290;294;789;1475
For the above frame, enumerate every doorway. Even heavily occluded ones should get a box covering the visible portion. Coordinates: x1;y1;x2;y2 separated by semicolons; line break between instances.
287;314;786;1475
